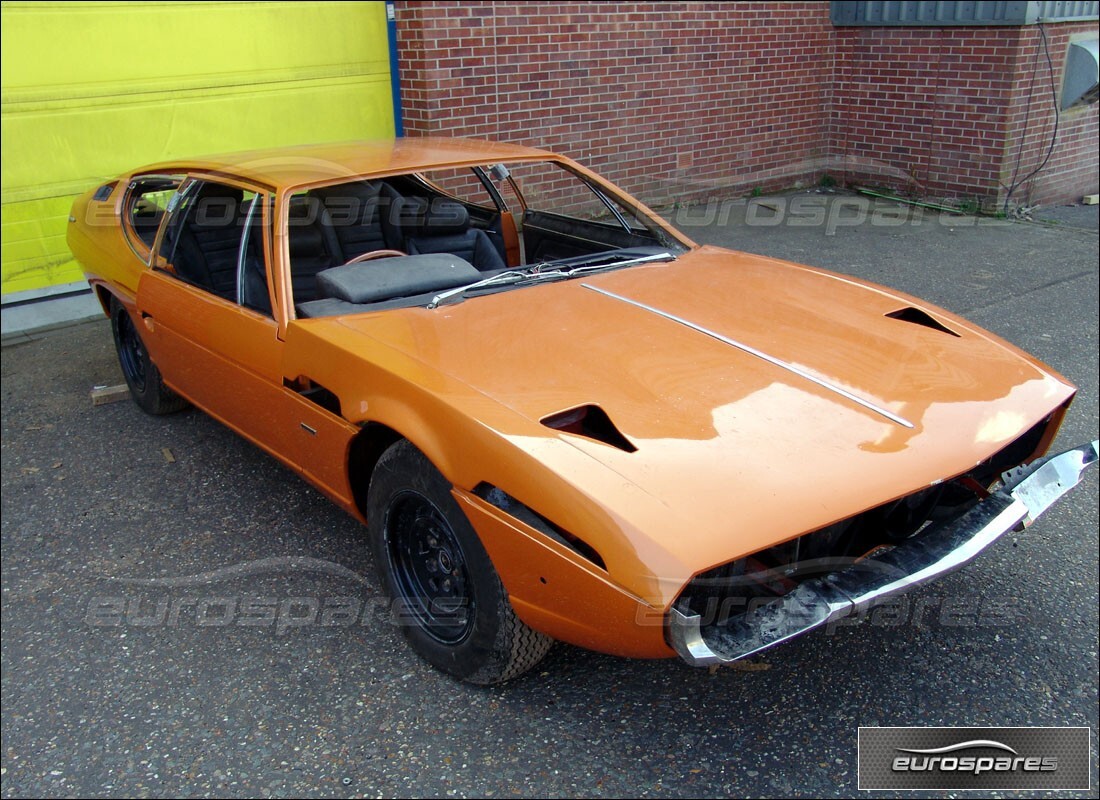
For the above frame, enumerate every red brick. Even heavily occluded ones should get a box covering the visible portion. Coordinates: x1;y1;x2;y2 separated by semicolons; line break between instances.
396;2;1097;207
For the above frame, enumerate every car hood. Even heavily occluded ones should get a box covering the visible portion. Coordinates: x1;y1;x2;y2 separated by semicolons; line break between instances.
328;246;1075;602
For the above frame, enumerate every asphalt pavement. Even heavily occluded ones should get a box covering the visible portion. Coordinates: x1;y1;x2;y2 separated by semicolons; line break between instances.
2;194;1097;798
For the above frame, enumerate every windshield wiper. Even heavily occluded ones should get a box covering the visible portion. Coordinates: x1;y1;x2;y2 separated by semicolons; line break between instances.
560;250;675;275
427;251;675;309
427;268;563;309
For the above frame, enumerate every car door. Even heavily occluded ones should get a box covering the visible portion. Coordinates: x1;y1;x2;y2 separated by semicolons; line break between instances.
136;175;297;463
273;187;362;510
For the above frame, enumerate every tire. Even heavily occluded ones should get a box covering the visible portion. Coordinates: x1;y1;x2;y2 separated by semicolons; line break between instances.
367;440;552;684
109;297;188;416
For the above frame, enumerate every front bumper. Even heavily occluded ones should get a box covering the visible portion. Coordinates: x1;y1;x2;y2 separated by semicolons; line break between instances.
668;440;1099;667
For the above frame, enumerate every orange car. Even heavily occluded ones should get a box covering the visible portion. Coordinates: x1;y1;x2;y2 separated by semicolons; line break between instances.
67;138;1097;683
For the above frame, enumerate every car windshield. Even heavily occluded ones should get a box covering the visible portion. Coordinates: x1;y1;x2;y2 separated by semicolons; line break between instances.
290;159;690;318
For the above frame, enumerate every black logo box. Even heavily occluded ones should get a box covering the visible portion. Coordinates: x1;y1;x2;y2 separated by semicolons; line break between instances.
858;726;1091;791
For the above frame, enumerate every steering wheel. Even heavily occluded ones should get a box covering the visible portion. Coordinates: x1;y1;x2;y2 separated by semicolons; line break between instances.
343;249;406;265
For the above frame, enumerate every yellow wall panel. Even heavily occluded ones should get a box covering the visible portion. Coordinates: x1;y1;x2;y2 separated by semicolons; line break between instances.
1;1;395;294
1;198;79;292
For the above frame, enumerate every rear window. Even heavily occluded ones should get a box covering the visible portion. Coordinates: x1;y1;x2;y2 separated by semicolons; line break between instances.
122;175;184;255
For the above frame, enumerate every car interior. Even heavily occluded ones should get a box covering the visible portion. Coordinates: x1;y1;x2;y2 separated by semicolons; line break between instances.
154;164;685;319
162;182;248;301
290;168;684;318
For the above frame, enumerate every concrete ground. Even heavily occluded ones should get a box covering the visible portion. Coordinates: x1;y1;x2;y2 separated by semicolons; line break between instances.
2;195;1097;798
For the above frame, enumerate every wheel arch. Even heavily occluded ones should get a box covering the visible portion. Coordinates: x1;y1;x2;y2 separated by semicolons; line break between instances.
340;389;502;522
343;416;672;660
94;282;115;316
94;280;137;318
347;421;405;520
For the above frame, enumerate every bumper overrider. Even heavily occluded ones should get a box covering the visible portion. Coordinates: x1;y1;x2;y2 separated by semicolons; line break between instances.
668;440;1099;667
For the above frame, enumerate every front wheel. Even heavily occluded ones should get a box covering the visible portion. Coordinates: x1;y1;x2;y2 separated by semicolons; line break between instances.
367;441;552;684
110;297;188;416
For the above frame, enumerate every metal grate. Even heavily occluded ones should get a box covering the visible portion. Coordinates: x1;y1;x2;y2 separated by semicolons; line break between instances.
832;1;1099;26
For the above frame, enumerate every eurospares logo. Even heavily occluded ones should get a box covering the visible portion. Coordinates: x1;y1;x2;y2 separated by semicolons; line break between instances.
858;727;1091;790
893;739;1056;774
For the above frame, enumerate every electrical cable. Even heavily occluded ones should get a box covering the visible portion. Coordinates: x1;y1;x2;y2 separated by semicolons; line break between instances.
1002;23;1060;215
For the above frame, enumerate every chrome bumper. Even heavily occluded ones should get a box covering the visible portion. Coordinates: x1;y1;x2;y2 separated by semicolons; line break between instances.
668;440;1099;667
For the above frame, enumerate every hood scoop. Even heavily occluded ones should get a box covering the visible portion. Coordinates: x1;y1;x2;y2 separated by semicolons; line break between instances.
885;306;960;337
541;405;637;453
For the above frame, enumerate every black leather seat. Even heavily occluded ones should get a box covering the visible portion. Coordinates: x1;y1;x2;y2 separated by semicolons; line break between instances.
169;183;245;300
312;181;402;260
287;195;344;302
399;198;506;272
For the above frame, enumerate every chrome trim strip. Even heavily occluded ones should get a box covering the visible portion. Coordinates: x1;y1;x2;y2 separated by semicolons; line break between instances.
667;440;1099;667
582;283;914;428
236;196;260;306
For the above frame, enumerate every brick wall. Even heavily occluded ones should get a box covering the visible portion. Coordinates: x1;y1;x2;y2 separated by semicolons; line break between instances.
396;1;836;205
1003;22;1100;207
396;1;1098;208
831;26;1022;204
833;21;1099;207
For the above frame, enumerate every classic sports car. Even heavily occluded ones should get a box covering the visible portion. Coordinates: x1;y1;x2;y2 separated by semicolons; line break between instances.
68;138;1096;684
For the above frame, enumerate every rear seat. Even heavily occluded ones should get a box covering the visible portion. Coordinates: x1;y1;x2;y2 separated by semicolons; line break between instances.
395;198;506;272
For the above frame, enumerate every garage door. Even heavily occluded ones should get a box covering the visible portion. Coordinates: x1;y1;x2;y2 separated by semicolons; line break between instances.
1;1;395;298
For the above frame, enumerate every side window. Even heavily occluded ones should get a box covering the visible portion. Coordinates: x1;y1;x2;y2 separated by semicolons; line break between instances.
508;161;686;248
122;175;183;256
156;179;272;314
415;167;497;211
505;161;644;228
239;194;272;315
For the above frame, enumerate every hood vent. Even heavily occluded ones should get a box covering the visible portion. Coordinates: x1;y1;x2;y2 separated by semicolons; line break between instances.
541;404;637;453
885;306;959;337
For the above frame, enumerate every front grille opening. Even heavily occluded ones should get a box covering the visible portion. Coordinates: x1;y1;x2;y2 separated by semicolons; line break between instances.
676;415;1055;622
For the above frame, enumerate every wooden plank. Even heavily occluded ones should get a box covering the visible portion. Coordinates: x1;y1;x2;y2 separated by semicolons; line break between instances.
90;384;130;406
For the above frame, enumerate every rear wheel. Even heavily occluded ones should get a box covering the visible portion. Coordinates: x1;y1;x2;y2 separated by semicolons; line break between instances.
110;298;188;415
367;440;552;684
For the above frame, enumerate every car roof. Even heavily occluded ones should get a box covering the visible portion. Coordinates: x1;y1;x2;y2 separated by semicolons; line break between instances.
132;137;558;189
